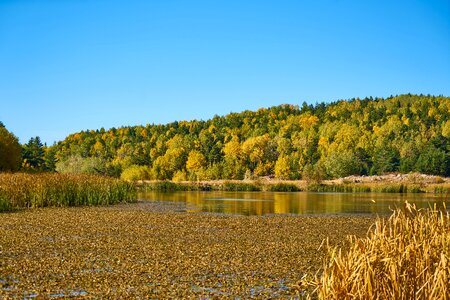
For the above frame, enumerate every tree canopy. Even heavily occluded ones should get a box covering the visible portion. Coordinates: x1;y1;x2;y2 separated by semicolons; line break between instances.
0;123;22;172
47;94;450;179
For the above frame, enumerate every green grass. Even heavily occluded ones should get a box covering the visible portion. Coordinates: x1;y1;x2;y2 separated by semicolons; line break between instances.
266;183;301;192
138;180;444;194
307;183;425;193
139;181;262;192
220;181;261;191
0;173;136;211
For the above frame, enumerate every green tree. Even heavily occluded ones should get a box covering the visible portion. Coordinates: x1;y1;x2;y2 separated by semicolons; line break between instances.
22;136;45;172
371;147;400;175
323;151;363;179
415;145;449;176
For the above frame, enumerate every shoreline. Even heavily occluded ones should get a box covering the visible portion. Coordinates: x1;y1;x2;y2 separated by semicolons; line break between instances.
137;173;450;194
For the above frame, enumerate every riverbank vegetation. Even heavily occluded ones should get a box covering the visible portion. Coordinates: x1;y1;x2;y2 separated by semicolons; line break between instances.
309;203;449;299
1;95;448;180
0;173;136;212
138;173;449;194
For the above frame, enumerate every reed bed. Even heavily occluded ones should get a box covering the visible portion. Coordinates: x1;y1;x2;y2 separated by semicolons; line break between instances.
138;181;263;192
139;180;447;194
310;203;449;299
306;183;427;193
0;173;136;211
266;183;301;192
220;181;261;191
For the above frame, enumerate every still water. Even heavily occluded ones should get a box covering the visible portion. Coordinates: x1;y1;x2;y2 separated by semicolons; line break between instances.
139;191;449;216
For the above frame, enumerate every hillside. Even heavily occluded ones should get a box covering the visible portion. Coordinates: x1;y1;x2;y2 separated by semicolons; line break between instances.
53;94;450;180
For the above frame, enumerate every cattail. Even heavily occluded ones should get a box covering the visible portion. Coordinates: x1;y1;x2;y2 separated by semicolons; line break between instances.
311;203;449;299
0;173;137;211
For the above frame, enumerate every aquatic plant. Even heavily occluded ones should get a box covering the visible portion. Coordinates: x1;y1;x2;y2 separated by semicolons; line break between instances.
266;183;301;192
306;183;427;193
221;181;261;191
0;203;374;297
0;173;136;211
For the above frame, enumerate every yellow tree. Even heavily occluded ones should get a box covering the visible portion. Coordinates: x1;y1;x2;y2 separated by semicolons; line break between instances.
241;134;276;176
0;124;21;171
274;154;291;179
186;150;206;179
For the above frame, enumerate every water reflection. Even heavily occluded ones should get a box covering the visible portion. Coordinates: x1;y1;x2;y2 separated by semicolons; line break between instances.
139;191;449;216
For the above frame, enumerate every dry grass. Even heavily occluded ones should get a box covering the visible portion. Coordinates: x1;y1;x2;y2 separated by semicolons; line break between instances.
0;202;373;298
0;173;136;211
310;203;449;299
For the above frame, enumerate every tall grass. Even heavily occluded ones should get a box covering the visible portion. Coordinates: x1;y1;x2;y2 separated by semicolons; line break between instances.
310;203;449;299
139;181;213;191
220;181;261;191
0;173;136;211
139;181;262;192
306;183;426;193
266;183;301;192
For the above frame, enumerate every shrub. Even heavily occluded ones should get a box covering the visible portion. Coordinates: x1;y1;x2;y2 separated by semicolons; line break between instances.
172;170;188;182
56;155;108;175
120;165;151;181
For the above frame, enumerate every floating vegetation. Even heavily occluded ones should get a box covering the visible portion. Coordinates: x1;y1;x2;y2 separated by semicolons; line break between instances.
0;202;374;298
309;203;449;299
0;173;136;211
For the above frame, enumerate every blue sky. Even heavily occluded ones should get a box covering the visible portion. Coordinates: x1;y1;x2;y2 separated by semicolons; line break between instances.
1;0;449;145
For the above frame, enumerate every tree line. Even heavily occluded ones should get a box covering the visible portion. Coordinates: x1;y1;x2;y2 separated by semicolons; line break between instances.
1;94;449;179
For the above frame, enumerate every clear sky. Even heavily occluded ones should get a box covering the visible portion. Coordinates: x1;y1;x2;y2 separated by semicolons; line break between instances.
1;0;449;145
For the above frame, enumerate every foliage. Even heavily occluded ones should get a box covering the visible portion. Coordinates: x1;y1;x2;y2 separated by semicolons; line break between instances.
311;203;449;299
0;124;21;171
21;136;45;172
120;165;151;181
0;173;136;211
55;154;109;175
323;151;362;178
49;95;449;179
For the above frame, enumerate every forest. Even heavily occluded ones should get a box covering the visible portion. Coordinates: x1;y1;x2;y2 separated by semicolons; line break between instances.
1;94;449;180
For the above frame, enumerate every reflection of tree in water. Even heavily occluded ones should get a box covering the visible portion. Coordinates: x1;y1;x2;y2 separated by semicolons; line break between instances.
139;191;449;216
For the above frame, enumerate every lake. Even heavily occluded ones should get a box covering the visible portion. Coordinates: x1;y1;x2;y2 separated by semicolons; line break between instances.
139;191;449;216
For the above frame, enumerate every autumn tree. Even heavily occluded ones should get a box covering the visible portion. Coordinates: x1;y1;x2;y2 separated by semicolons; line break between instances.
47;94;450;179
0;122;21;171
186;150;206;180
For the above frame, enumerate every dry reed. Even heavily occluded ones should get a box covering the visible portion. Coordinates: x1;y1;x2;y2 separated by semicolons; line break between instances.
310;202;449;299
